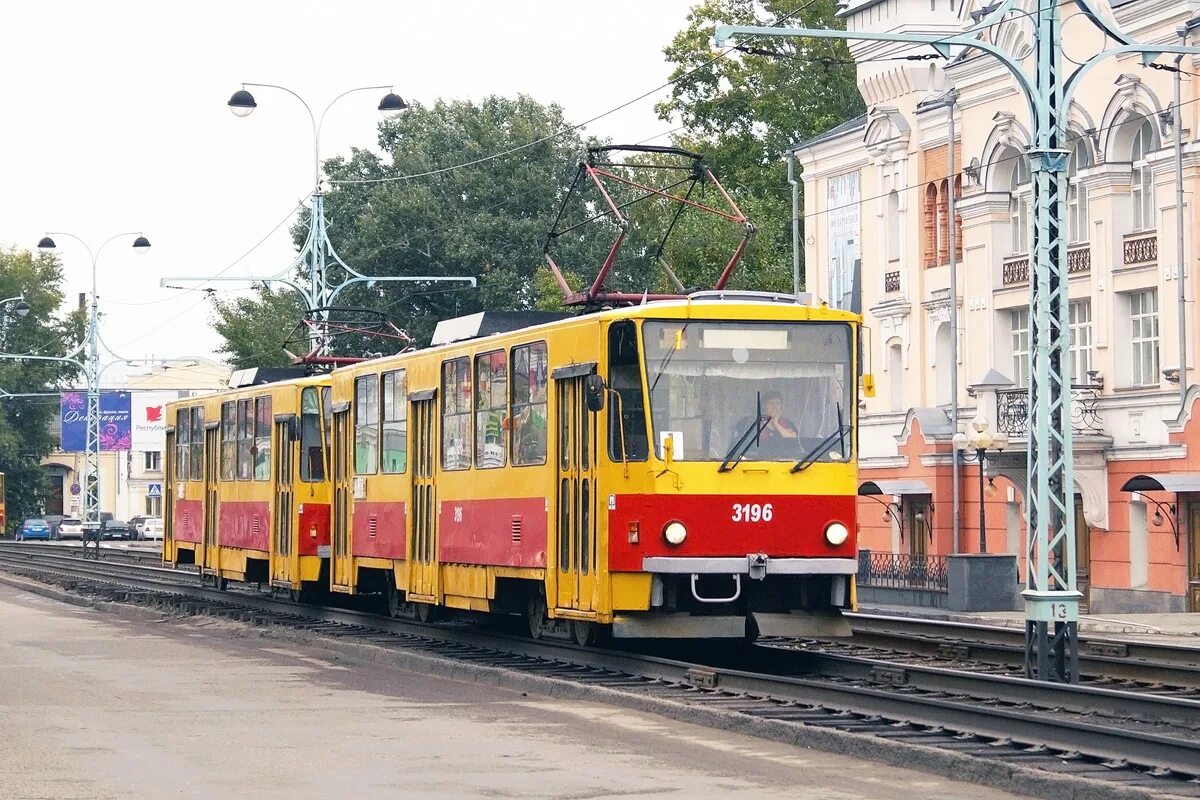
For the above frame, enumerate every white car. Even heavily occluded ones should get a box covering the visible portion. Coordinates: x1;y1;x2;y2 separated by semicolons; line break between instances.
141;518;164;540
57;518;84;540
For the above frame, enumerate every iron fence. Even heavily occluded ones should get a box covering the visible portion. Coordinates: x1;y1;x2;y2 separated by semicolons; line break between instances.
996;384;1102;437
857;550;949;592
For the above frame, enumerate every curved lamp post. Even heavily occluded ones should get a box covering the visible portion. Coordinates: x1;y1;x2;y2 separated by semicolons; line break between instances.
953;415;1009;554
162;83;471;364
27;233;150;557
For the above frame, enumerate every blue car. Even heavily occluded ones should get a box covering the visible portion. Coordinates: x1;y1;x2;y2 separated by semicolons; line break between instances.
16;518;51;541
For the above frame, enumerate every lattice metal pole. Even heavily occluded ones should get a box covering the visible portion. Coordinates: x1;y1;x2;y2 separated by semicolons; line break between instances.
716;3;1200;683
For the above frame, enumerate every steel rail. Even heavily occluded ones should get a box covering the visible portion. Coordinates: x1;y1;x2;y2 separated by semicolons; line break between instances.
845;612;1200;687
1;546;1198;788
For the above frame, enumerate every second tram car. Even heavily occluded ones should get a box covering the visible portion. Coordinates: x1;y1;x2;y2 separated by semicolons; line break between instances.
165;375;333;599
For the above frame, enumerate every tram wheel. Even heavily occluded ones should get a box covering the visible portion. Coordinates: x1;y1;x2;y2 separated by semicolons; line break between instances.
571;620;594;647
527;590;548;640
415;602;437;623
386;583;403;618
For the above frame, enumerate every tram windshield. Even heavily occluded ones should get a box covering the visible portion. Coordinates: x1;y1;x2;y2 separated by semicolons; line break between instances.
642;320;853;465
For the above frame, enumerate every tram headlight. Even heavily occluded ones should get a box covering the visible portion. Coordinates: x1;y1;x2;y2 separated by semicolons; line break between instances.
824;522;849;547
663;521;687;546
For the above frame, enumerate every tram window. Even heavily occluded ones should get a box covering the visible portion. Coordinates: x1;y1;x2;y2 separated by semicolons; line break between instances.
475;351;507;469
441;358;471;470
299;388;324;482
220;402;236;481
322;386;332;477
510;342;548;466
355;376;379;475
381;371;407;474
237;399;253;480
607;321;649;461
176;408;191;481
254;397;271;481
190;407;204;480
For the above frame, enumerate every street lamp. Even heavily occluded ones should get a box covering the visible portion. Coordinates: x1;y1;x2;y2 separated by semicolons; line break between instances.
0;296;30;318
31;232;151;558
953;415;1009;554
160;82;473;365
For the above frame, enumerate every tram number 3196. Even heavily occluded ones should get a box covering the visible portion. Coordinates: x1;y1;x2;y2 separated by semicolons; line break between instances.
732;503;774;523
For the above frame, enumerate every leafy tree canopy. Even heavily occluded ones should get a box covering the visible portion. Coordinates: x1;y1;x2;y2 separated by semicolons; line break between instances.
0;247;85;528
655;0;865;290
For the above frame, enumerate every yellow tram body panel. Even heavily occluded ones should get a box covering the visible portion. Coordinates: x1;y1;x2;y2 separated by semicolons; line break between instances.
330;297;865;636
164;375;333;590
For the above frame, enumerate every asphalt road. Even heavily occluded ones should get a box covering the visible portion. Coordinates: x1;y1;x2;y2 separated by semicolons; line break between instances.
0;583;1031;799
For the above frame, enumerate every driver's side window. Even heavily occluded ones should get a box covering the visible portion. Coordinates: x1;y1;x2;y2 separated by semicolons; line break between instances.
607;321;649;461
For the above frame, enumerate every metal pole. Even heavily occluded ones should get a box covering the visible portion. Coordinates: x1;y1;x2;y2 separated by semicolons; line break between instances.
788;150;802;299
947;91;961;556
1176;27;1189;408
977;449;987;553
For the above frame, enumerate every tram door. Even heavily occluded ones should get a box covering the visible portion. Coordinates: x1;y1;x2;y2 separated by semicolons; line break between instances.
409;395;438;601
163;429;176;560
202;425;219;577
553;375;597;613
331;407;354;593
271;417;295;587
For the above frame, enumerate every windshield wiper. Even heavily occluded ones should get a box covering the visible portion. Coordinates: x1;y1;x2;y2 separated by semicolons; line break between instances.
719;392;770;473
790;403;848;474
648;322;690;396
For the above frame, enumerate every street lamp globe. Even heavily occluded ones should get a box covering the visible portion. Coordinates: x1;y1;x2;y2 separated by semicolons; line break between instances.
952;432;969;450
132;236;152;253
971;414;989;433
14;300;30;318
993;432;1009;451
378;92;408;119
37;237;56;253
975;430;994;450
228;89;257;118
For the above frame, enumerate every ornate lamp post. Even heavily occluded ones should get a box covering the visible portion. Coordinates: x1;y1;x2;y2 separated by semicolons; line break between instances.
953;416;1009;554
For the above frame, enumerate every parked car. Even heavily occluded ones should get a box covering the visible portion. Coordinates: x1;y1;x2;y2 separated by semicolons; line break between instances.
101;519;133;540
141;517;163;541
57;518;84;540
16;518;51;541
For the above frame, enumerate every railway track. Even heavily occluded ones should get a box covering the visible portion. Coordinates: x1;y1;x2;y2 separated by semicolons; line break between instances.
810;612;1200;691
1;542;1198;799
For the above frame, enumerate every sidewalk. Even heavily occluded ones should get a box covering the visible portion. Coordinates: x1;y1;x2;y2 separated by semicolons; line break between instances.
858;602;1200;641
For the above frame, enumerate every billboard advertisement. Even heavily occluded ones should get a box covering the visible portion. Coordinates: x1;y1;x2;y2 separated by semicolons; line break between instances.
131;391;177;451
60;391;132;452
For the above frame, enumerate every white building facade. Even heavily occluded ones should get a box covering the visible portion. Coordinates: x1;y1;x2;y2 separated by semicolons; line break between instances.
794;0;1200;612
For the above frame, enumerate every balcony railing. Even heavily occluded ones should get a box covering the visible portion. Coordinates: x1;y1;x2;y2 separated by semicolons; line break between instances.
1003;246;1089;287
857;550;949;592
995;384;1103;436
1067;244;1090;274
884;271;900;293
1123;231;1157;265
1002;254;1030;285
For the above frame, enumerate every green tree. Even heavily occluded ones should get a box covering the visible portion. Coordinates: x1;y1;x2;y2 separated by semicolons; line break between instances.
656;0;866;291
0;247;85;529
209;95;612;360
210;285;304;369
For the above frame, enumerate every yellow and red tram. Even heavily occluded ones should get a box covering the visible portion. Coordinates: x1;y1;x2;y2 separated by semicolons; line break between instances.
164;293;870;641
164;375;333;598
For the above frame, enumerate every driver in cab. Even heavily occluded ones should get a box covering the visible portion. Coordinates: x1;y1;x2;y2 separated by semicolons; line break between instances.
732;389;799;458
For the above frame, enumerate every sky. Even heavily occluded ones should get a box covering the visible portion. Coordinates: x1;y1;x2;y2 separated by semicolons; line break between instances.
0;0;700;376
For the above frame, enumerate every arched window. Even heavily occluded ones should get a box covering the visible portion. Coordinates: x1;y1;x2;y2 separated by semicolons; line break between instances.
1008;153;1031;254
887;190;901;262
937;179;950;264
1067;137;1092;244
924;183;938;267
952;175;963;260
1130;119;1157;232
